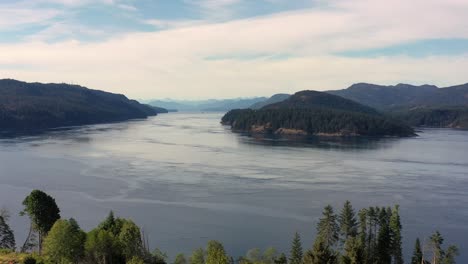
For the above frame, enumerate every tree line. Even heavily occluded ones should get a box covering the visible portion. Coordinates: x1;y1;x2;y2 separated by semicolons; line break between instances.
0;190;459;264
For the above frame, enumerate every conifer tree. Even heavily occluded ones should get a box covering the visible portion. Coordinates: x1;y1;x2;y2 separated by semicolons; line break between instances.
339;201;358;244
289;232;303;264
410;238;422;264
0;215;15;250
304;238;337;264
376;209;391;264
389;205;403;264
358;209;369;264
317;205;339;249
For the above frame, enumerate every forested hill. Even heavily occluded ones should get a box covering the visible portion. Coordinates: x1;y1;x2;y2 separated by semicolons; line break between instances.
327;83;468;109
222;90;415;137
0;79;163;132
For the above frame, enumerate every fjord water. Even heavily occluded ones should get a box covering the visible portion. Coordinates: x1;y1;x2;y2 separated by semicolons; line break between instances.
0;113;467;261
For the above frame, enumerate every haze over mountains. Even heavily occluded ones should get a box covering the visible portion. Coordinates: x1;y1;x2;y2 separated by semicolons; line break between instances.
148;98;267;112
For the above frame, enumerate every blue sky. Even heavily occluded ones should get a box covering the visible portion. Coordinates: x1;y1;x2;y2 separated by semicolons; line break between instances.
1;0;468;99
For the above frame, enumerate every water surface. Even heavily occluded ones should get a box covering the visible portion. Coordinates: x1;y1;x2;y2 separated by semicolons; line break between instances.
0;112;467;261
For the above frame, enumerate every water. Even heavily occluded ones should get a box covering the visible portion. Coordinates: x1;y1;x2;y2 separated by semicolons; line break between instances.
0;112;467;261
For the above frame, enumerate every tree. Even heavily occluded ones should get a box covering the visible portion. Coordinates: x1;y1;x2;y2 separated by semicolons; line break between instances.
0;215;15;250
128;256;145;264
206;240;228;264
339;201;358;244
43;218;86;263
274;253;287;264
174;253;187;264
263;247;278;264
389;205;403;264
429;231;444;264
317;205;339;249
85;229;118;264
442;245;459;264
304;238;337;264
410;238;422;264
21;189;61;253
189;248;205;264
376;208;391;264
118;220;144;260
289;232;303;264
357;209;368;264
152;248;168;264
341;236;363;264
246;248;262;263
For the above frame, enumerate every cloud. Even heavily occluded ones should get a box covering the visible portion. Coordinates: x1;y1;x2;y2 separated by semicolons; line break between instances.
1;0;468;99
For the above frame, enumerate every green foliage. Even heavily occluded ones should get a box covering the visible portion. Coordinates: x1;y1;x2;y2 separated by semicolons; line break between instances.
410;238;422;264
43;219;86;263
262;247;278;264
0;79;159;132
189;248;204;264
338;201;357;244
289;232;303;264
85;229;118;264
152;248;168;264
392;106;468;129
118;220;144;259
23;256;37;264
127;256;145;264
317;205;339;249
304;239;337;264
174;253;187;264
274;253;287;264
206;240;228;264
21;190;60;253
0;215;15;250
389;205;403;264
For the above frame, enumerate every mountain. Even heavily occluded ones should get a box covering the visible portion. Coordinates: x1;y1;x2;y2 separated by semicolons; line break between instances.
222;90;415;137
327;83;468;109
0;79;160;132
391;106;468;129
249;93;290;109
148;97;267;112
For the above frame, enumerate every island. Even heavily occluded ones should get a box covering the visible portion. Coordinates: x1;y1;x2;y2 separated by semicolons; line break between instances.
221;90;415;137
0;79;167;133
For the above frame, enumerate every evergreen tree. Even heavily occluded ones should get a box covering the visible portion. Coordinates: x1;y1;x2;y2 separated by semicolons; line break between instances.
317;205;339;249
357;209;368;264
429;231;444;264
410;238;422;264
0;215;15;250
376;209;391;264
304;238;337;264
339;201;358;244
289;232;303;264
246;248;262;263
341;236;363;264
442;245;459;264
389;205;403;264
274;253;287;264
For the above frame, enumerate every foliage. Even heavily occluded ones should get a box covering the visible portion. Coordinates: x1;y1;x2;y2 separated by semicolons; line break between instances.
289;232;303;264
189;248;204;264
316;205;339;249
174;253;187;264
21;190;60;253
43;218;86;263
0;79;159;132
338;201;357;244
0;215;15;250
206;240;228;264
23;256;37;264
411;238;422;264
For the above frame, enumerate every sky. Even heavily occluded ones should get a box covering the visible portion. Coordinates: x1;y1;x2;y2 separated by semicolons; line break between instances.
1;0;468;99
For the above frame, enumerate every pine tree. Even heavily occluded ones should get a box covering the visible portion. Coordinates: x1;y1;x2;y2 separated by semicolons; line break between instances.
304;238;337;264
410;238;422;264
389;205;403;264
317;205;339;249
339;201;358;244
376;209;391;264
289;232;303;264
442;245;459;264
429;231;444;264
0;215;15;250
357;209;369;264
341;236;363;264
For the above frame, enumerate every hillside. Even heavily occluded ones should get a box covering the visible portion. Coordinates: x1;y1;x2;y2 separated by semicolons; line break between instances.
222;90;415;137
148;97;267;112
249;93;290;109
0;79;160;132
391;107;468;129
327;83;468;109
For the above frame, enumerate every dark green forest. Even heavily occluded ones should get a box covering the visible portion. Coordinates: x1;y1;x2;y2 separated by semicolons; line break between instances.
0;79;165;132
390;107;468;129
0;190;458;264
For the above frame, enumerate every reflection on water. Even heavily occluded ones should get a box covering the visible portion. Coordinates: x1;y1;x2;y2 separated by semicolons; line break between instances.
0;112;467;262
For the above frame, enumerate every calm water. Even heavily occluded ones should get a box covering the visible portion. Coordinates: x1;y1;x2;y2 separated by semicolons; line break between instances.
0;112;467;261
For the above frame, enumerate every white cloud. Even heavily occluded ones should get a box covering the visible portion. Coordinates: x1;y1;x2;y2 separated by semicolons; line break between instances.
1;0;468;99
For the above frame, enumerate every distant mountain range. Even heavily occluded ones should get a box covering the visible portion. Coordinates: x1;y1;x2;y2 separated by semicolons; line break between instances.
249;94;290;109
148;97;267;112
222;90;415;137
327;83;468;109
0;79;164;133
